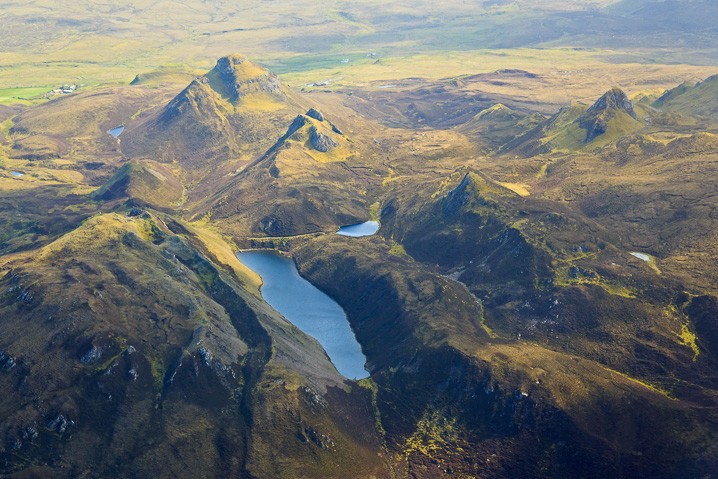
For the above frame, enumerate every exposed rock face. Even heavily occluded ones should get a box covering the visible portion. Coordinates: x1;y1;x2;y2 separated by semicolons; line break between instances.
581;115;610;142
0;350;15;371
46;414;74;435
121;53;298;171
309;126;339;152
285;115;309;138
580;87;638;142
80;344;102;364
586;87;637;119
211;54;283;102
274;115;340;152
306;108;325;122
443;173;474;215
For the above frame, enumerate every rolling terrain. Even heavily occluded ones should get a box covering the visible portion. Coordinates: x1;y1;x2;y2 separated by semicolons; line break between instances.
1;1;718;477
1;51;717;478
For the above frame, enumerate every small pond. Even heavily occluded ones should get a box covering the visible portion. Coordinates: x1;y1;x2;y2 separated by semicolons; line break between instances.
107;125;125;138
336;221;380;237
630;252;651;262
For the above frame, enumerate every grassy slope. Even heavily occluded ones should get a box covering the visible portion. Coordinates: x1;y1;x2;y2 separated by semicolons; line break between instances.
0;211;387;478
0;2;717;475
294;235;717;478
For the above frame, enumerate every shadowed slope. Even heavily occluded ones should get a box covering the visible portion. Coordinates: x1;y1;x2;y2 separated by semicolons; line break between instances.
91;160;185;210
0;212;388;477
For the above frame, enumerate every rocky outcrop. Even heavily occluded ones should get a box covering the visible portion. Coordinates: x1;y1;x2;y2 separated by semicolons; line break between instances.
306;108;324;122
0;350;15;371
586;87;637;119
121;53;299;172
309;126;338;152
580;87;637;142
210;54;284;102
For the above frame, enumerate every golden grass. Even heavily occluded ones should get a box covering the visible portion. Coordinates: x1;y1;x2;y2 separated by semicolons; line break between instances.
602;366;674;399
555;265;636;298
0;161;87;190
369;202;381;220
0;176;35;191
388;242;407;257
33;213;136;261
282;48;607;88
535;162;549;178
237;93;288;112
184;220;263;294
496;181;531;197
404;409;458;458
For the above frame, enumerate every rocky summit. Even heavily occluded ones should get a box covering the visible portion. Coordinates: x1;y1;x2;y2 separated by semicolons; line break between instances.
586;87;637;119
207;54;285;103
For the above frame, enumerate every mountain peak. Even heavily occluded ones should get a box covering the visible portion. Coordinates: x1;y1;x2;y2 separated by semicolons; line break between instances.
205;54;284;103
578;87;641;142
587;87;637;119
279;114;341;153
306;108;325;122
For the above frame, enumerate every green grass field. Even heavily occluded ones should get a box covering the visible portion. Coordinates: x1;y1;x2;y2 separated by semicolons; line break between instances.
0;0;716;105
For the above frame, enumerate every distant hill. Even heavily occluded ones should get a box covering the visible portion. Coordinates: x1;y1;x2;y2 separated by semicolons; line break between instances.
122;54;305;173
502;87;643;155
608;0;718;32
457;103;545;151
653;74;718;119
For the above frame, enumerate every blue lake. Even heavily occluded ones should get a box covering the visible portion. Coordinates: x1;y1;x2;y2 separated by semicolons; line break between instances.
107;125;125;138
237;250;369;379
336;221;379;237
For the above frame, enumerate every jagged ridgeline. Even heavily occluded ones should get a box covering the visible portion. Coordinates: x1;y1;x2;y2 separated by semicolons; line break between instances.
121;54;305;171
89;53;371;238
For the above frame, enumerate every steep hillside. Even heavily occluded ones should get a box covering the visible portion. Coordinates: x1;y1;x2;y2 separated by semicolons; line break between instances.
91;160;185;210
2;48;718;479
653;74;718;119
294;235;718;478
0;212;387;477
198;109;374;237
121;54;305;175
503;88;644;155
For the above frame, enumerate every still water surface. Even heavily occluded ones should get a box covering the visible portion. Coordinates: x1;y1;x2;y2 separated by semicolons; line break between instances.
237;250;369;379
336;221;379;237
107;125;125;138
